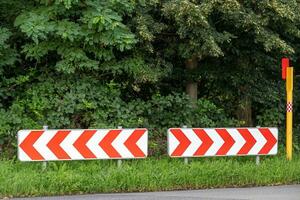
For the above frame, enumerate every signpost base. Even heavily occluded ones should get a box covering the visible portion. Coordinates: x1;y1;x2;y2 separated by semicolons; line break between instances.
42;125;48;170
256;156;260;166
184;158;189;165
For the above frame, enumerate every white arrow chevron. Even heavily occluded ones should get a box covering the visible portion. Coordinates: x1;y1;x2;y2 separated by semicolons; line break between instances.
60;130;83;160
205;129;224;156
182;128;202;157
268;128;278;155
248;128;266;155
17;130;32;161
136;130;148;157
34;130;57;160
168;129;179;156
226;129;245;155
86;130;110;158
112;129;133;158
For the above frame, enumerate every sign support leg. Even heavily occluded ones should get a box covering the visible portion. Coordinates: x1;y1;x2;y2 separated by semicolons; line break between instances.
256;156;260;166
255;126;260;165
184;158;189;164
42;125;48;170
117;159;122;167
117;126;123;167
182;125;189;164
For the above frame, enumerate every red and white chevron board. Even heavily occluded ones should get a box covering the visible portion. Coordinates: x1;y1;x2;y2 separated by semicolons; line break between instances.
18;129;148;161
168;128;278;157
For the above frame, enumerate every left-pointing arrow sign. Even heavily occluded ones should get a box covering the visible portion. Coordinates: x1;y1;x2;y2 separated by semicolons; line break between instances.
18;129;148;161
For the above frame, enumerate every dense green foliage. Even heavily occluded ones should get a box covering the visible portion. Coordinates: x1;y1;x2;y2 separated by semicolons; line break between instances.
0;0;299;154
1;154;300;197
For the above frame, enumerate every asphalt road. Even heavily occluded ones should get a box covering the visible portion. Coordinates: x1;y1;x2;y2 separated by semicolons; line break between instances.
15;185;300;200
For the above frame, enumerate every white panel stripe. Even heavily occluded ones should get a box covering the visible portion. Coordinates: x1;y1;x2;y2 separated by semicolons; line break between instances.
168;129;179;156
18;130;38;161
18;148;31;161
34;130;57;160
226;129;245;155
136;130;148;157
182;129;201;157
268;128;278;155
248;128;266;155
60;130;83;160
86;130;109;159
205;129;224;156
18;130;31;145
112;129;133;158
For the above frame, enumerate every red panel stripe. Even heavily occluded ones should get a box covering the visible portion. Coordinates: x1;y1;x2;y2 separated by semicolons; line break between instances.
19;131;45;160
47;130;71;159
73;130;97;159
99;129;121;158
216;129;235;155
237;128;256;155
170;128;191;157
258;128;277;154
193;129;213;156
124;129;146;157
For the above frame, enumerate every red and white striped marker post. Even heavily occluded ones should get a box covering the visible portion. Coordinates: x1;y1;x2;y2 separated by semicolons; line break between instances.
168;127;278;158
18;128;148;161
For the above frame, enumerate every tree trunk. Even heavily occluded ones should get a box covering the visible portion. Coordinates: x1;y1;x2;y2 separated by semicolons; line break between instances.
185;57;198;106
236;57;253;126
236;95;253;126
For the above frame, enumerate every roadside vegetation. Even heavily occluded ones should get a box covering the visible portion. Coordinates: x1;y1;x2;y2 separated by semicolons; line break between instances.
1;0;300;198
1;152;300;198
1;0;300;156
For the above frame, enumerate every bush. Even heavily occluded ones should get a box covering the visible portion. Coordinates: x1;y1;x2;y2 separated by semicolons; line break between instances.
0;86;235;157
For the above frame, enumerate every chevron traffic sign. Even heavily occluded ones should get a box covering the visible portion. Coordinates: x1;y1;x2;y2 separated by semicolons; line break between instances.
18;129;148;161
168;128;278;157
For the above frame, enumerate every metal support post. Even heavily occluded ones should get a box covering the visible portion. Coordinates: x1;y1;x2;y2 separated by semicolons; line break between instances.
182;125;188;164
184;158;189;164
117;126;123;167
42;125;48;170
255;126;260;165
256;156;260;166
117;160;122;167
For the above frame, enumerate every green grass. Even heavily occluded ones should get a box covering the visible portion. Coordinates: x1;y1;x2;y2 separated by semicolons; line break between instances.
1;153;300;198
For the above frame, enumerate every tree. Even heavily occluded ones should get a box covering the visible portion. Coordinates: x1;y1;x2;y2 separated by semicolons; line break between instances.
162;0;233;103
160;0;300;125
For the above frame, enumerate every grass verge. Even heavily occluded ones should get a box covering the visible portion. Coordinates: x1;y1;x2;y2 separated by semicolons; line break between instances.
0;153;300;198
